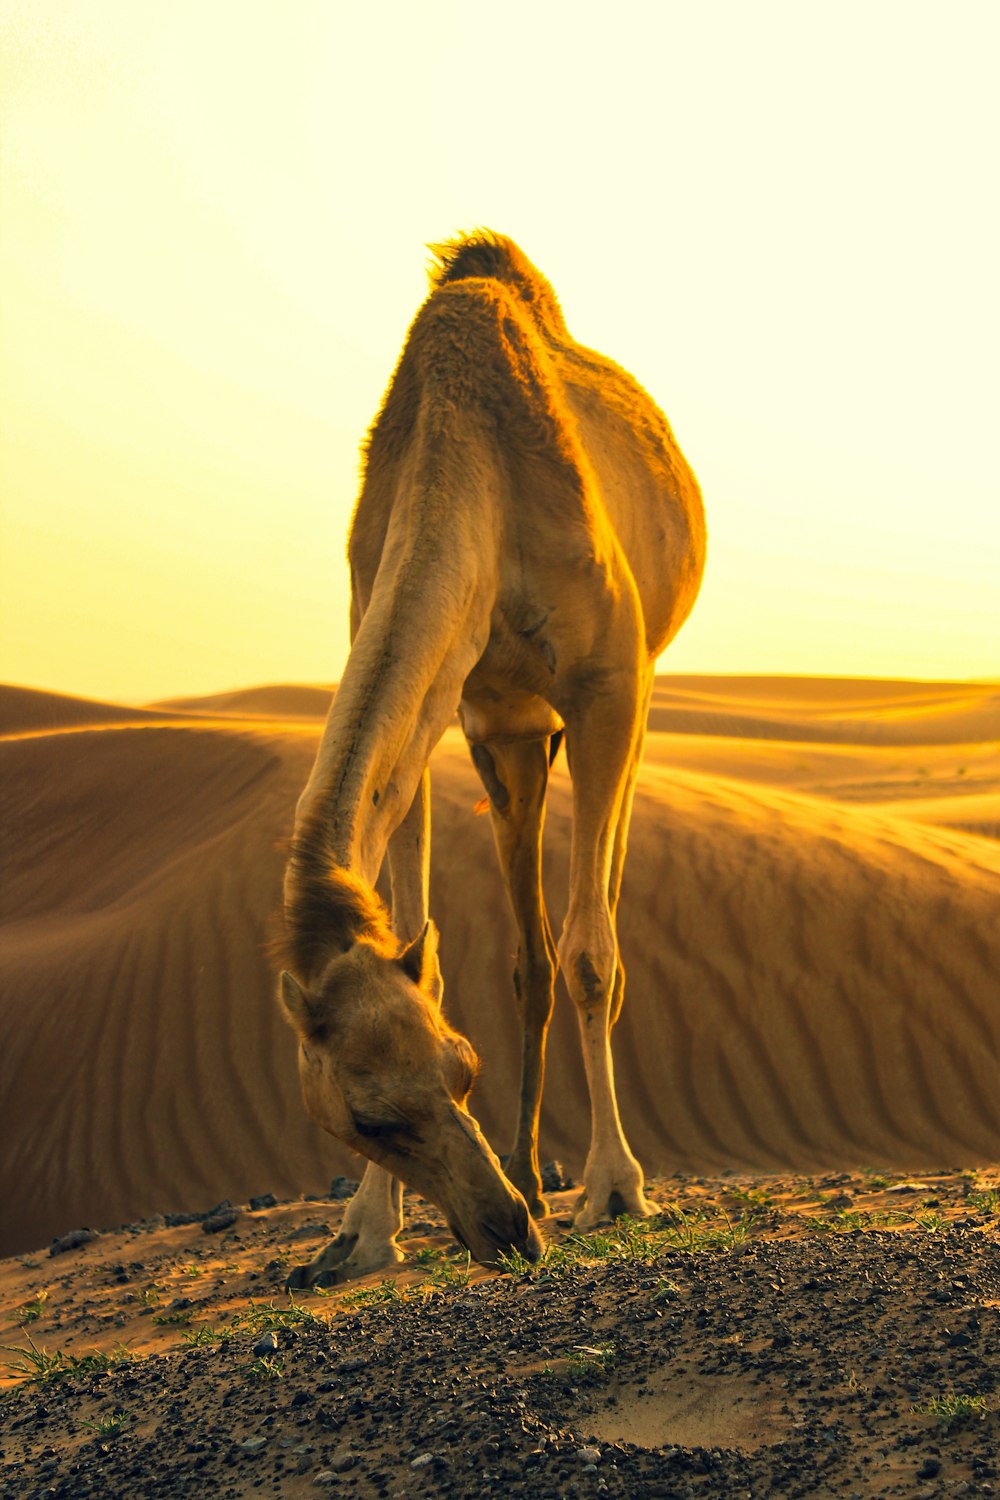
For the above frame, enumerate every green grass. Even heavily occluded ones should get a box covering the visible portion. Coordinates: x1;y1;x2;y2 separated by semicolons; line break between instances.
499;1209;749;1283
180;1294;329;1345
813;1208;910;1234
15;1292;49;1326
968;1188;999;1215
415;1247;472;1294
81;1410;130;1439
151;1310;191;1326
246;1355;283;1383
915;1394;988;1430
341;1279;408;1308
567;1341;616;1380
1;1333;134;1388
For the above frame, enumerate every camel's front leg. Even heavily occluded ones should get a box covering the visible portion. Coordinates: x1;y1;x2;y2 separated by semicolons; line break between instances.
287;1164;404;1288
288;775;433;1289
472;738;557;1218
559;677;652;1228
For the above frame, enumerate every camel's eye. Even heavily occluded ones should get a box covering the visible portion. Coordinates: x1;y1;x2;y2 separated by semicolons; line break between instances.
352;1115;400;1141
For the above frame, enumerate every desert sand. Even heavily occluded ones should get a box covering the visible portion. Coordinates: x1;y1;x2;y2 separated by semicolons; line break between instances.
2;675;999;1496
0;1167;998;1495
1;675;998;1260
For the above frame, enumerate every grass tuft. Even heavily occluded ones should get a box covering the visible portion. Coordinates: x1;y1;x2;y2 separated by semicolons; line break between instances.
81;1410;130;1438
915;1393;988;1430
1;1333;134;1388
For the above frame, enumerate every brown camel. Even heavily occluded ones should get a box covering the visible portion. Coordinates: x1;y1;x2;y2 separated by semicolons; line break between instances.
277;231;706;1285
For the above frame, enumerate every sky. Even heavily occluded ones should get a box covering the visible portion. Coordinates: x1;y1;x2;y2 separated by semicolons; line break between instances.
1;0;998;703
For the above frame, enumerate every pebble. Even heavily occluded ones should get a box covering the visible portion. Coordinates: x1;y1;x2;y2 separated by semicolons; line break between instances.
313;1473;336;1487
411;1453;434;1468
240;1436;268;1455
329;1452;357;1473
252;1332;279;1358
249;1193;277;1211
579;1446;602;1465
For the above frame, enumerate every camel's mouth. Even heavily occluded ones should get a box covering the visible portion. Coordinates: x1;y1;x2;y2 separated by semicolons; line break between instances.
446;1204;542;1267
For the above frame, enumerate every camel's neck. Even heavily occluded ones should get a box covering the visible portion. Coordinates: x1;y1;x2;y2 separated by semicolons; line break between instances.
285;432;497;961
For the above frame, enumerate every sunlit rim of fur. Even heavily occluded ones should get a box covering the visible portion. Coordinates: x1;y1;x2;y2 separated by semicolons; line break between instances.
274;838;396;980
427;229;567;334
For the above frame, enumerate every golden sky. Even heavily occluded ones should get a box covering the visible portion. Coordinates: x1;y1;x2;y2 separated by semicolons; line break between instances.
2;1;997;702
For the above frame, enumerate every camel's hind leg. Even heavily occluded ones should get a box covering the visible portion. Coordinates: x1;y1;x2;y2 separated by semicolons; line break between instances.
608;669;654;1030
559;675;652;1228
471;738;557;1218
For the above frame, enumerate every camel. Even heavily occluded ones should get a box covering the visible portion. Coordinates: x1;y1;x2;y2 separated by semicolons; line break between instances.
277;231;706;1286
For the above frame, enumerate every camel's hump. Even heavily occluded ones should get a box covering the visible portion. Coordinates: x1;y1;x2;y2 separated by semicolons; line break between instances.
428;230;567;339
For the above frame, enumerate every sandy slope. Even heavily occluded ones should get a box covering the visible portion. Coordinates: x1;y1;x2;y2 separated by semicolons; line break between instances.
1;1168;998;1497
1;677;998;1258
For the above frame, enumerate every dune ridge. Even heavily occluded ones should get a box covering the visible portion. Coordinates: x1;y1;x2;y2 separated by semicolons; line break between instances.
1;677;998;1256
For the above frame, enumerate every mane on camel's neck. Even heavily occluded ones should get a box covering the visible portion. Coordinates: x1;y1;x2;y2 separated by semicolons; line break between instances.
283;827;395;984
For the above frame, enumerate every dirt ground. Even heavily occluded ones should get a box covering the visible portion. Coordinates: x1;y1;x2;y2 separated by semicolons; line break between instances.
1;1166;997;1498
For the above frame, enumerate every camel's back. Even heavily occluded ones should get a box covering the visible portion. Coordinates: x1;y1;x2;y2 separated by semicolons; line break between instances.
357;233;705;655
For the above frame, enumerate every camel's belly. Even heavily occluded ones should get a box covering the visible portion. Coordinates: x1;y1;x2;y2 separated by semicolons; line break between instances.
459;679;563;746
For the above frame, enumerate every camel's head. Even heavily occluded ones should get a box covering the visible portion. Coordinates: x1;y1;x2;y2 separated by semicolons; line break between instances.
278;919;542;1268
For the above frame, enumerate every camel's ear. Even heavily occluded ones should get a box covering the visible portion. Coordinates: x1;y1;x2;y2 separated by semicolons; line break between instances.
278;970;315;1034
397;920;443;1002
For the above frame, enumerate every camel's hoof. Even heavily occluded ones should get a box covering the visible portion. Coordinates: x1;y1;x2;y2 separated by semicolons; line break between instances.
285;1232;405;1290
573;1185;654;1229
284;1230;359;1291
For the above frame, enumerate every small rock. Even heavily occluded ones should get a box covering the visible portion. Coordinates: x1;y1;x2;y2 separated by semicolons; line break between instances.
329;1451;357;1472
541;1161;574;1192
253;1332;280;1358
240;1436;268;1455
579;1446;602;1465
250;1193;277;1211
202;1207;240;1234
918;1458;942;1480
49;1228;101;1257
411;1453;434;1468
313;1472;336;1487
329;1176;358;1200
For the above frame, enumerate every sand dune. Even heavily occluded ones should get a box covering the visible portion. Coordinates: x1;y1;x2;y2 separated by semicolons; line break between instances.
1;677;998;1256
0;683;185;737
153;684;334;719
648;674;1000;745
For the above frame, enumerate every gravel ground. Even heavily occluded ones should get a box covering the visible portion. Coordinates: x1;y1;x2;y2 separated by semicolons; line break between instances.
1;1170;997;1498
